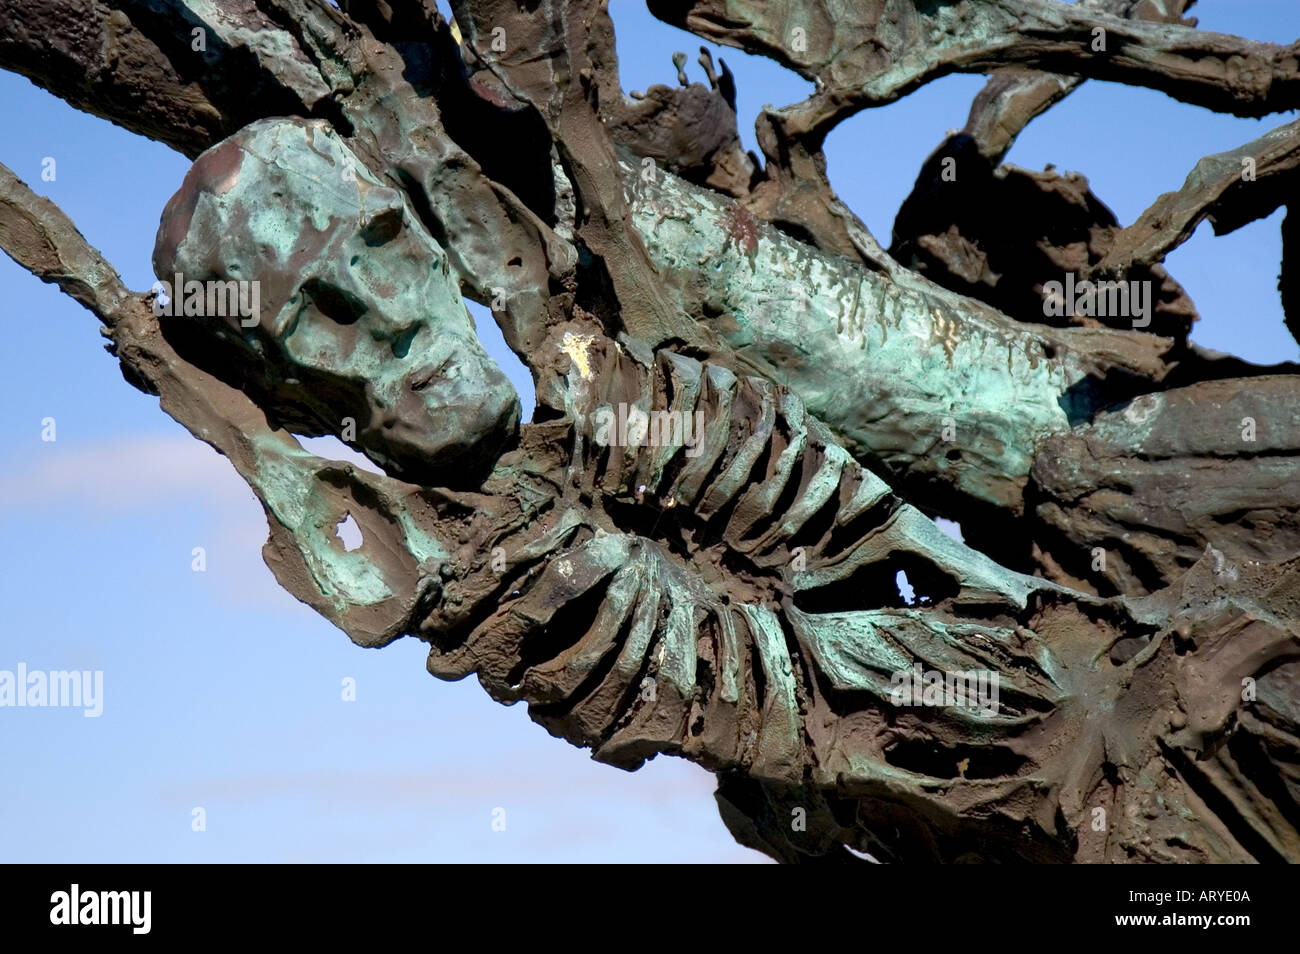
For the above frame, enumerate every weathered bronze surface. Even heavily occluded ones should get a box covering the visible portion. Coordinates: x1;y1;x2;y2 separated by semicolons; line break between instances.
2;0;1298;862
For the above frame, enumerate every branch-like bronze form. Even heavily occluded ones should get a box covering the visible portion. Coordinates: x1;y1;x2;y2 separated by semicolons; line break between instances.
649;0;1300;143
1091;118;1300;278
3;0;1300;864
0;0;332;157
958;0;1198;164
0;157;456;646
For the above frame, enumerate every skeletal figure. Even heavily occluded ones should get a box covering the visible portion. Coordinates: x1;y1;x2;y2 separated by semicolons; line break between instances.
142;118;1299;863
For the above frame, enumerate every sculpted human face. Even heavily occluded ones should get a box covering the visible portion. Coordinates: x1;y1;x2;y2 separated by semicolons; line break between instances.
153;117;519;486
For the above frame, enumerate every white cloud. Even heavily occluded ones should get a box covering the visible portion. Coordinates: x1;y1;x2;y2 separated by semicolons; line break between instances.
0;433;253;511
1;433;317;610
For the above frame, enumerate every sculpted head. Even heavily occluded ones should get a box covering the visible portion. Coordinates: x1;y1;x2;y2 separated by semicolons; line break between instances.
152;117;519;486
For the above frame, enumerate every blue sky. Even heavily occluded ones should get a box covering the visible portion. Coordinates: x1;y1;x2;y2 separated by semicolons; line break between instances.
0;1;1296;863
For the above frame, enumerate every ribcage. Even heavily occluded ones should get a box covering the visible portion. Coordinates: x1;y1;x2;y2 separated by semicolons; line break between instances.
420;337;1074;857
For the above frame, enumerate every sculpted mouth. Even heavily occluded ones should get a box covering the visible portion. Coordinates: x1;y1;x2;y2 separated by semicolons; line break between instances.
410;356;451;392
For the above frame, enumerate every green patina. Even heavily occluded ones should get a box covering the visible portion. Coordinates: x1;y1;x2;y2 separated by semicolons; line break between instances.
627;162;1096;512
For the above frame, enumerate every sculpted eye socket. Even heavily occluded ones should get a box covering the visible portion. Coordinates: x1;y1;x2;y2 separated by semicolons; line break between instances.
300;277;368;325
359;205;404;247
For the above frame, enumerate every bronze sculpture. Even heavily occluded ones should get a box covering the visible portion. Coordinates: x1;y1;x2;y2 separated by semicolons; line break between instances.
1;0;1298;862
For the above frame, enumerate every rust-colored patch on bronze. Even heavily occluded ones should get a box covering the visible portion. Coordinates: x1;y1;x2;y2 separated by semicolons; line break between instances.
154;139;245;271
725;203;760;258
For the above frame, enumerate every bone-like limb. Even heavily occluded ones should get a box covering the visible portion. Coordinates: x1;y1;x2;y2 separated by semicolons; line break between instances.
958;0;1198;164
625;158;1174;525
0;0;331;157
887;0;1201;340
1091;118;1300;278
1030;376;1300;596
424;328;1300;862
649;0;1300;141
5;0;1300;864
0;158;461;647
